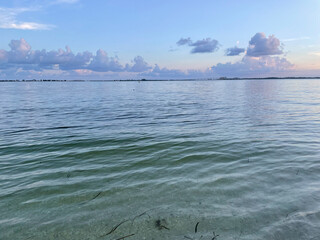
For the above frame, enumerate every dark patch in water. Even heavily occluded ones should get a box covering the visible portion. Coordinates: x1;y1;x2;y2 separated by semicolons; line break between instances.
155;219;170;230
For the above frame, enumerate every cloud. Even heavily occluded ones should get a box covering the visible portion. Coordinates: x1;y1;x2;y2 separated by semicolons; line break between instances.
0;39;93;70
0;40;213;80
225;46;245;56
0;7;53;30
190;38;219;53
0;38;155;75
176;38;192;46
8;39;32;62
212;55;294;77
212;32;294;77
140;64;212;80
87;49;123;72
125;56;152;72
176;37;220;54
144;64;187;78
0;34;298;80
246;32;283;57
40;48;93;70
0;50;7;64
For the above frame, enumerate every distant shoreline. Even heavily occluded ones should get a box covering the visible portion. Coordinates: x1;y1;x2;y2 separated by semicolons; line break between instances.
1;77;320;82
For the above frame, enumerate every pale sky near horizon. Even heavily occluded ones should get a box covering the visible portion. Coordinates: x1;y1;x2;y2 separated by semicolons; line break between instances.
0;0;320;79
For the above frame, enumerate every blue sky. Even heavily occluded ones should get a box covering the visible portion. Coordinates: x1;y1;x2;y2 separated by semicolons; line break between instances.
0;0;320;79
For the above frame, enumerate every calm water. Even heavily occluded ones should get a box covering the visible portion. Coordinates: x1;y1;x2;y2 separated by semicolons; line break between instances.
0;80;320;240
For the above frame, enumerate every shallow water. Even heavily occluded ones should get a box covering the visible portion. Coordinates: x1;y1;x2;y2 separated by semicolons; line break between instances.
0;80;320;240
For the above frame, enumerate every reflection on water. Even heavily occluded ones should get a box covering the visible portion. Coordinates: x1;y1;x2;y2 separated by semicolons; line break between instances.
0;80;320;240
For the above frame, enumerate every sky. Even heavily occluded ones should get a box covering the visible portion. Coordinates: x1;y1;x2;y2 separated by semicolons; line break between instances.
0;0;320;80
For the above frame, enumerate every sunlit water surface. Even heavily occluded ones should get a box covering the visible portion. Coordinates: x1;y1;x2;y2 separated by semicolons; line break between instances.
0;80;320;240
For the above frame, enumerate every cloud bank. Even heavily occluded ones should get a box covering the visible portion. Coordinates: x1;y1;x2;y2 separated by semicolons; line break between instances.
176;37;220;54
0;33;296;80
0;39;150;73
213;32;293;77
0;38;192;79
212;56;293;77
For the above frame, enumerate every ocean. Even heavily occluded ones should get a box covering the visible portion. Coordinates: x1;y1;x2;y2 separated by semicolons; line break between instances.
0;79;319;240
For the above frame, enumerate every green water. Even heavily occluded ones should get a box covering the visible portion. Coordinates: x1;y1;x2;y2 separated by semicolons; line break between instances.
0;80;319;240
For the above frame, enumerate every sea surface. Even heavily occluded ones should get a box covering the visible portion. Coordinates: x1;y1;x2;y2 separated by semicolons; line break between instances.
0;79;320;240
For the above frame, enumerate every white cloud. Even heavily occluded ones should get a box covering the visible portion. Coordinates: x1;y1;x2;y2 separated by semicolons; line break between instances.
0;7;53;30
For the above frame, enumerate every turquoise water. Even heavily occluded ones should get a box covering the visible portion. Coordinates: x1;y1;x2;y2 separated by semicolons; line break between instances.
0;80;320;240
